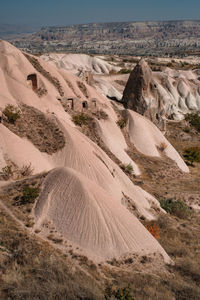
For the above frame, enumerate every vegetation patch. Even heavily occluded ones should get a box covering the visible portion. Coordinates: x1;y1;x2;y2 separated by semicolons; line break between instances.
0;163;34;181
92;109;108;120
120;163;134;175
0;165;13;180
3;104;65;154
105;285;134;300
72;113;93;127
109;68;131;75
160;198;191;219
3;105;21;124
117;117;127;129
118;68;132;74
0;210;102;300
185;113;200;132
14;185;39;205
184;147;200;164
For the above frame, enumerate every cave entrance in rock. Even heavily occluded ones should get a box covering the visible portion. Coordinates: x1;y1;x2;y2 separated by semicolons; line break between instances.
27;74;38;90
66;98;74;110
82;101;88;109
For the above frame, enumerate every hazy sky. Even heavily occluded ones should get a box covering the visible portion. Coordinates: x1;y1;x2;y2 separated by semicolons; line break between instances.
1;0;200;26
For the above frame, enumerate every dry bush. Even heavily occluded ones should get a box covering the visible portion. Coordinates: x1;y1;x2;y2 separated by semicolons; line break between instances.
19;163;34;177
116;117;127;129
145;223;160;239
0;165;13;180
72;113;92;127
158;142;167;152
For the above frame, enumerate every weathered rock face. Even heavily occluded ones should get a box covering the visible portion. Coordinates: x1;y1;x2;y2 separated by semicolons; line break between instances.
122;59;200;130
123;59;166;130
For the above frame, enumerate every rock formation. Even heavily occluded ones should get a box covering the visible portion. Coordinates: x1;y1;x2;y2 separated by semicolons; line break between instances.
122;59;166;130
122;59;200;129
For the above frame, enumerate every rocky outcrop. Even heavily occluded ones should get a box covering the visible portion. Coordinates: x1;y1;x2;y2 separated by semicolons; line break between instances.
122;59;166;130
122;59;200;129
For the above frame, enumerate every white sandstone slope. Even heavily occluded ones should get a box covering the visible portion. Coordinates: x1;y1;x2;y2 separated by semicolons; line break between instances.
41;53;120;75
0;124;51;172
34;167;171;263
126;110;189;173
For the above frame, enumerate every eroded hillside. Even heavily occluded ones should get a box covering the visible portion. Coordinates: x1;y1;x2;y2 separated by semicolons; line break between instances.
0;40;200;299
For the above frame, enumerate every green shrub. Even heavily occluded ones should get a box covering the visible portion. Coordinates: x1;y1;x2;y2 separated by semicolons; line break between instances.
185;113;200;132
118;68;132;74
120;163;134;175
183;127;190;133
72;113;91;126
3;105;21;124
117;118;127;129
20;186;39;205
160;198;191;219
184;147;200;164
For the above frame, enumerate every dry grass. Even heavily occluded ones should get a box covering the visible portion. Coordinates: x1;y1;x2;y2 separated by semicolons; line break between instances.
103;212;200;300
3;104;65;154
0;209;103;300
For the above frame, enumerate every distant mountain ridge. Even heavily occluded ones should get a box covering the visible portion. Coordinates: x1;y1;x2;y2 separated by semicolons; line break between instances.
10;20;200;56
36;20;200;41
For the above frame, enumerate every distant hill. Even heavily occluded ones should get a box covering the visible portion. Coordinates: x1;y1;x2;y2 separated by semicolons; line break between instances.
35;20;200;41
10;20;200;56
0;24;40;39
